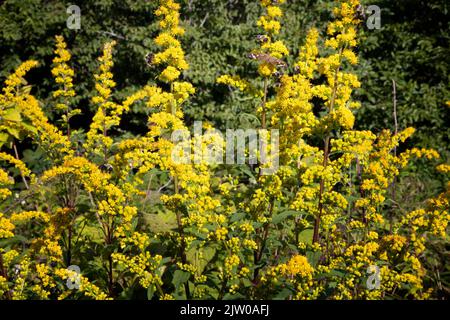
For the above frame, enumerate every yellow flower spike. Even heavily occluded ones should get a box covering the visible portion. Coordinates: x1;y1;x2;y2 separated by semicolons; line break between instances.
51;35;80;139
1;60;38;101
0;213;15;239
55;268;111;300
437;164;450;174
261;40;289;59
1;60;72;159
153;0;189;84
15;94;73;159
216;75;262;97
85;41;124;158
296;28;320;79
52;36;76;107
257;0;286;36
0;152;34;182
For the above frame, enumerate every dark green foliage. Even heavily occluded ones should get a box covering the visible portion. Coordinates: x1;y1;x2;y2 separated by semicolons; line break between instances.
357;0;450;156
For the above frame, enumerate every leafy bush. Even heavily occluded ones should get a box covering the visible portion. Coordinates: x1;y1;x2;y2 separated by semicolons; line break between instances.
0;0;449;300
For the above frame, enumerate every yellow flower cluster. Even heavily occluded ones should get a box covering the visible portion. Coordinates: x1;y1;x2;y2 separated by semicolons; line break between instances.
10;257;30;300
265;255;317;299
0;152;35;194
55;268;111;300
326;0;360;49
0;213;14;238
113;251;163;289
437;163;450;173
16;92;73;159
216;75;262;97
0;60;38;101
85;41;125;158
216;0;449;300
52;36;76;110
0;61;41;153
256;1;288;77
153;0;188;83
32;263;56;299
283;255;314;278
295;28;319;79
257;0;286;35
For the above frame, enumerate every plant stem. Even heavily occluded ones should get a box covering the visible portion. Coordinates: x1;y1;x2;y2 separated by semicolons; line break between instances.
66;108;71;139
356;157;367;224
314;135;330;243
261;78;268;129
106;222;115;297
66;224;72;266
218;277;228;300
253;199;274;282
173;176;191;299
0;253;12;300
103;107;108;163
390;79;398;233
252;77;271;283
63;82;71;139
313;49;342;244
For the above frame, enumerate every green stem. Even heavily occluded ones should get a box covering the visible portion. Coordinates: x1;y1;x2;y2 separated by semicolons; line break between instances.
261;78;268;129
313;48;343;244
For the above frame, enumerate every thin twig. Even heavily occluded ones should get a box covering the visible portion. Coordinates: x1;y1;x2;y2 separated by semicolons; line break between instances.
313;48;343;244
261;78;268;130
96;30;126;40
390;79;398;233
393;80;398;138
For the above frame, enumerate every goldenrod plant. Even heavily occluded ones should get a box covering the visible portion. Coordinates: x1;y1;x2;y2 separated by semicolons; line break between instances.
0;0;448;300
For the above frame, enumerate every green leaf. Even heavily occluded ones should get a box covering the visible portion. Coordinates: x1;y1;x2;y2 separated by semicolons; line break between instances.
230;211;245;223
239;166;255;180
186;245;216;276
274;288;293;300
298;229;313;245
223;292;246;300
3;108;22;122
5;126;20;139
0;132;10;146
328;281;337;289
306;250;321;268
172;270;191;291
0;234;28;247
20;85;32;95
143;211;177;233
272;210;298;224
147;285;155;300
21;122;37;134
328;269;346;278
